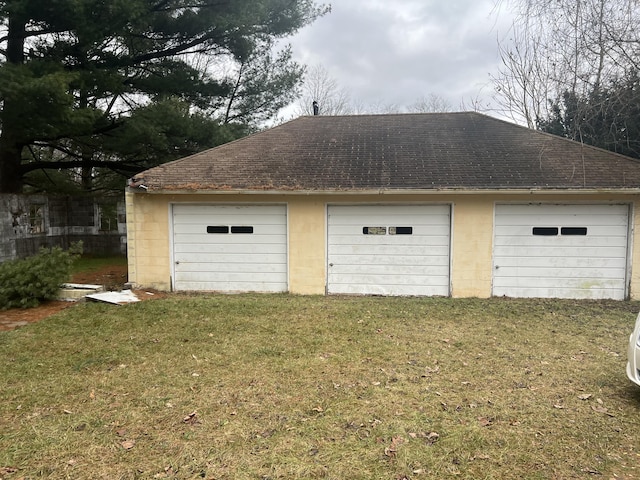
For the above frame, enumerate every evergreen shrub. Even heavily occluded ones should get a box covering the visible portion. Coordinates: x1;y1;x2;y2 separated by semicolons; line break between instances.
0;242;83;310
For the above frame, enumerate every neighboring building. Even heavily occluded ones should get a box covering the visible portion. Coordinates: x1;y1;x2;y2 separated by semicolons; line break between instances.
125;112;640;299
1;194;126;263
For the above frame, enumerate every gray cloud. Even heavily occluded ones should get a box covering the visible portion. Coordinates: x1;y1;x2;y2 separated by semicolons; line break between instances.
285;0;514;113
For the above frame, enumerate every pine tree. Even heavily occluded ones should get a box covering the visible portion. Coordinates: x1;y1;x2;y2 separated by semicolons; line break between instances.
0;0;326;192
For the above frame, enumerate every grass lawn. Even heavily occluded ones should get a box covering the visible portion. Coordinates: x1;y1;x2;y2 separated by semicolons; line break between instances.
1;295;640;479
72;255;128;275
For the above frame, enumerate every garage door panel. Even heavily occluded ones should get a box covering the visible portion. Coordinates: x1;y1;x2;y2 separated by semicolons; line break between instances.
494;246;627;258
175;270;285;283
494;225;628;237
495;237;627;248
329;231;450;243
494;266;627;280
172;204;287;292
174;255;287;273
329;244;450;257
331;263;449;276
330;283;448;296
174;216;285;227
173;233;287;245
495;203;628;218
496;256;627;269
174;225;285;236
493;285;622;300
174;243;287;255
329;254;450;267
327;205;451;296
330;204;450;216
494;277;624;296
495;216;628;227
174;280;286;292
493;204;629;299
174;204;284;215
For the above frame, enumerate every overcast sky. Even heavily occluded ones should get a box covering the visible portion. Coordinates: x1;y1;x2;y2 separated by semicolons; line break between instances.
283;0;516;116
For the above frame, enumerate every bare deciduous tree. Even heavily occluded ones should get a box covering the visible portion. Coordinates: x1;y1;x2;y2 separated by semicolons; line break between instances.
407;94;452;113
293;64;353;116
492;0;640;127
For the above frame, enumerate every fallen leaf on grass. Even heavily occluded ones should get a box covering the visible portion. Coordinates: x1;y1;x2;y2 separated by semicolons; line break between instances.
408;431;439;445
471;454;491;461
578;394;593;401
384;436;406;458
121;440;135;450
425;432;440;444
0;467;18;475
477;417;493;427
422;365;440;375
591;406;616;417
553;404;565;409
154;466;175;478
581;467;601;475
183;411;199;424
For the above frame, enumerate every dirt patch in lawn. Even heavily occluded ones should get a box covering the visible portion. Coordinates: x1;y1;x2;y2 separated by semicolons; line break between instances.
0;263;166;331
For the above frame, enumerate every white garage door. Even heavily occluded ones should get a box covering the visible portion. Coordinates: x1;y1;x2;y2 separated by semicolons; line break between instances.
493;204;629;299
327;205;451;296
172;204;287;292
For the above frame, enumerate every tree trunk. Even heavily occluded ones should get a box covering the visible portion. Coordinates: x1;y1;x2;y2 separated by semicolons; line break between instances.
0;136;25;193
78;90;94;191
0;14;27;193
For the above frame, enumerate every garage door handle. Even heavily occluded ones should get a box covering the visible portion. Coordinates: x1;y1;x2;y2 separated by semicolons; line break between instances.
329;263;334;267
175;261;180;265
495;265;499;270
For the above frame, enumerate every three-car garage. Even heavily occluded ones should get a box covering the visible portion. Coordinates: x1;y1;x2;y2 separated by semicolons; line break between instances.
169;202;631;300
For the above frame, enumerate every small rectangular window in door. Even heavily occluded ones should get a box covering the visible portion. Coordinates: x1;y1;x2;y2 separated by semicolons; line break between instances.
231;226;254;234
389;226;413;235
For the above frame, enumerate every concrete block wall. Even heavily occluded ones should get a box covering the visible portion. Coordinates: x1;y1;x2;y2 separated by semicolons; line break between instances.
0;194;127;263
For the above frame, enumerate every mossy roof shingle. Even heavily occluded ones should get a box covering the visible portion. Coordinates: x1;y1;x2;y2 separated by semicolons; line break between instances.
130;112;640;192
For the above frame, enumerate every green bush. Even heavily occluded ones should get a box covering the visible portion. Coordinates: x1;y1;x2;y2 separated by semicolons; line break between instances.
0;242;83;310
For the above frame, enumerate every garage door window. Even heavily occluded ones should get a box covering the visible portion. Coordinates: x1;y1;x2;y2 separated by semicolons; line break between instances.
532;227;558;236
561;227;587;236
363;226;386;235
207;226;229;234
231;226;254;234
207;225;254;234
362;226;413;235
532;226;588;236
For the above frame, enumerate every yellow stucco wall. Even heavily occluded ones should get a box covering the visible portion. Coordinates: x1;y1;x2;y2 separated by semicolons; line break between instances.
125;191;172;290
287;197;327;294
126;191;640;299
450;197;495;297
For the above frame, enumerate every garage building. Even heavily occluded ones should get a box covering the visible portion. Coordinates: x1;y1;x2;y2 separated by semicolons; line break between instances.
126;112;640;299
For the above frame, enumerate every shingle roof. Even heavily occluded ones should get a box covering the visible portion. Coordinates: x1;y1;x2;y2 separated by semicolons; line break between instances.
130;112;640;192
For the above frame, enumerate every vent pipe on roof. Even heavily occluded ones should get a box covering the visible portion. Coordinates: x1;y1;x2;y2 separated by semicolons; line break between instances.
312;101;319;116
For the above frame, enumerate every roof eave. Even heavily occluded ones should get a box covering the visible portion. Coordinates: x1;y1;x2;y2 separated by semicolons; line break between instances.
127;186;640;196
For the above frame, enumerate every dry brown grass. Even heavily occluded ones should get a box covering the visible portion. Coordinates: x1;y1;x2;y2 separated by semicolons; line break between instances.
1;295;639;479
